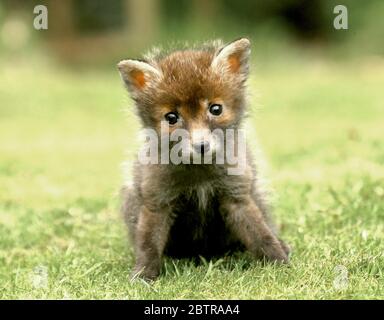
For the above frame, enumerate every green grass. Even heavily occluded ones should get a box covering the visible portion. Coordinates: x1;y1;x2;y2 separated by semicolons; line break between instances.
0;54;383;299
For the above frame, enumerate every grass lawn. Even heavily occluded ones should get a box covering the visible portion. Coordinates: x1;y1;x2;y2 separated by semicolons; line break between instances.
0;53;383;299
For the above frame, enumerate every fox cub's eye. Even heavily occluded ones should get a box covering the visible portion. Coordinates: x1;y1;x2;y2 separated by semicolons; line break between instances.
209;104;223;116
164;112;179;125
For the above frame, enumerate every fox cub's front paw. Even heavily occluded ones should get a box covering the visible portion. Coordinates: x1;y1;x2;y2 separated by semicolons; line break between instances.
131;263;160;281
261;236;290;264
279;239;291;257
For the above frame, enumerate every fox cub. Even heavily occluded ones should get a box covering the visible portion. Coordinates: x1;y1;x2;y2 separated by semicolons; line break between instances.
118;38;290;280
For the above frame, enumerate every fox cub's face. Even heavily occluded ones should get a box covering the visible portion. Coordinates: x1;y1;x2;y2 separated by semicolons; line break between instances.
118;38;250;156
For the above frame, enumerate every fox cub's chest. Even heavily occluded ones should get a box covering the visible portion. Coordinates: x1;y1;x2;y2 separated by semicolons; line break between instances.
164;187;242;258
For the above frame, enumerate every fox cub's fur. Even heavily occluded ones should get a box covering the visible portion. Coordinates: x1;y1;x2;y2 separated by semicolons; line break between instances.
118;38;290;280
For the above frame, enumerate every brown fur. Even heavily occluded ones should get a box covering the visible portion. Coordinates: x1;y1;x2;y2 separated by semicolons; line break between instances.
118;39;290;280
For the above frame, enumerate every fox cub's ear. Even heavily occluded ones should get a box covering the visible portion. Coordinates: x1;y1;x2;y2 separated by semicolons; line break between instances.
211;38;251;80
117;59;161;95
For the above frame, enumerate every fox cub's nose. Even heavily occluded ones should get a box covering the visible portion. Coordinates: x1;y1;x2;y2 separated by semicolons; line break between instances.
193;141;210;154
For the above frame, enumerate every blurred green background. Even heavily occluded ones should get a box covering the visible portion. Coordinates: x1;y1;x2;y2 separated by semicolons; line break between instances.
0;0;383;299
1;0;383;64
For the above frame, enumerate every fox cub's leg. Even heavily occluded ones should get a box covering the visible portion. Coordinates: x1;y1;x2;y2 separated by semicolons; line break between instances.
121;185;140;245
132;206;172;280
121;186;171;280
220;196;289;263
